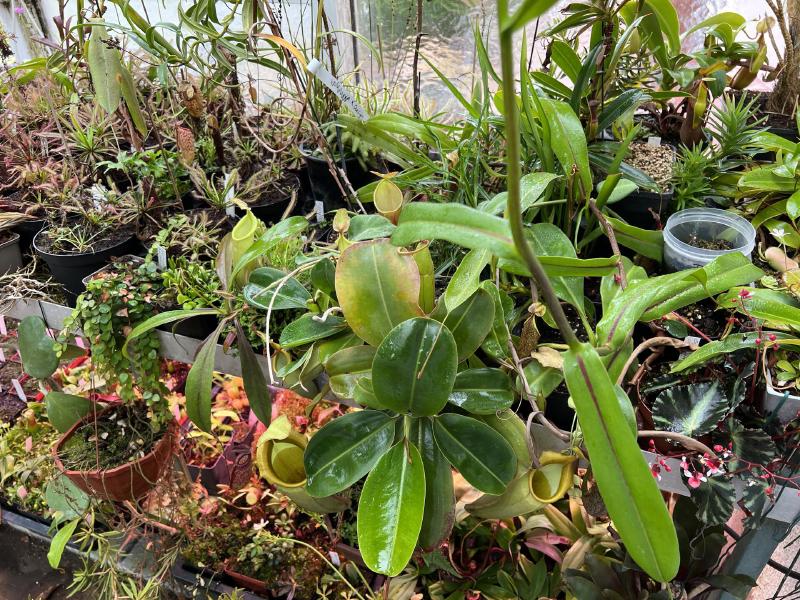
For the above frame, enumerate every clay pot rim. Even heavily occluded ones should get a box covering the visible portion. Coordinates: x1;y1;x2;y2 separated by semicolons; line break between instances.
52;405;177;478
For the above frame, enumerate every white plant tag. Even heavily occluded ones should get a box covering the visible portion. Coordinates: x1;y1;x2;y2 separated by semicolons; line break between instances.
156;245;167;270
11;379;26;401
647;136;661;146
307;59;369;121
684;335;701;346
314;201;325;224
0;348;5;363
0;315;6;335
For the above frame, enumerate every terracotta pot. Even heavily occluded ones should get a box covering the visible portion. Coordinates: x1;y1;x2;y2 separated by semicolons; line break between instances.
52;409;177;502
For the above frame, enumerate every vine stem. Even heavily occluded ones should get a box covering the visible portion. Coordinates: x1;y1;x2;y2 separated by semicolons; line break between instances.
498;22;580;351
615;336;698;387
638;430;717;460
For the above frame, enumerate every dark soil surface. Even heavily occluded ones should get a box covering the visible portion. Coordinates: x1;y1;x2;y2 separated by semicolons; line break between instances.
0;393;26;424
37;225;133;256
686;237;734;251
673;299;728;340
0;230;15;246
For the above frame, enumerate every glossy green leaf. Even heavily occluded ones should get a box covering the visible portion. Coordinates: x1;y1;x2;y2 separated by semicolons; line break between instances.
652;381;728;437
45;392;92;433
569;44;602;113
670;332;795;372
480;281;512;360
244;267;311;311
538;98;592;197
499;254;619;278
525;223;585;311
683;11;744;38
357;442;425;576
479;172;560;216
443;248;491;310
644;0;679;53
348;214;396;241
550;40;581;82
521;360;563;401
335;239;423;346
310;258;336;296
410;418;454;550
433;413;516;495
718;287;800;328
324;345;376;376
563;343;679;582
236;324;271;425
372;318;458;416
448;368;514;414
185;323;225;432
18;316;59;379
434;288;495;361
607;217;663;261
279;313;348;349
45;475;90;521
502;0;561;33
86;22;122;113
598;178;638;205
48;518;80;569
122;308;219;357
304;410;396;497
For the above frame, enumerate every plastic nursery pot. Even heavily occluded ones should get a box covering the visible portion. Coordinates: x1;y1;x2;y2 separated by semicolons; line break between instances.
12;219;44;256
299;143;375;214
0;231;23;274
663;208;756;271
33;227;139;304
255;428;349;514
222;566;269;596
52;408;177;502
80;254;144;287
763;370;800;425
613;186;673;230
184;422;255;495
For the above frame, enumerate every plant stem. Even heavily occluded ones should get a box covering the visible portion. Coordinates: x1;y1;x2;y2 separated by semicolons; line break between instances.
638;430;717;459
498;26;580;350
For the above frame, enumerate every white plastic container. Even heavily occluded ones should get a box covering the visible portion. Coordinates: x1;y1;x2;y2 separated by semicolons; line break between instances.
764;370;800;425
663;208;756;271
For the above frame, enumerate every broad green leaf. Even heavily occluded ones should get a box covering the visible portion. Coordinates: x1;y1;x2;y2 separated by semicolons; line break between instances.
751;132;799;154
448;368;514;414
607;217;663;261
48;518;80;569
538;98;592;197
550;40;581;82
718;287;800;327
444;248;491;310
244;267;311;311
335;239;423;346
324;345;376;376
433;413;516;494
480;281;512;360
410;418;454;550
522;360;563;400
117;62;147;136
644;0;679;53
670;333;796;372
730;424;777;471
479;172;560;216
563;343;679;582
434;288;495;361
122;308;220;357
499;254;619;278
597;90;650;133
651;382;728;437
86;22;122;113
683;12;746;38
502;0;561;33
185;323;225;432
738;167;796;194
236;324;271;425
357;442;425;576
393;203;519;260
690;475;735;527
45;392;92;433
348;214;396;241
45;475;89;521
310;258;336;296
279;313;348;349
600;257;647;313
305;410;396;497
18;316;59;379
598;178;638;205
525;223;585;312
372;318;458;416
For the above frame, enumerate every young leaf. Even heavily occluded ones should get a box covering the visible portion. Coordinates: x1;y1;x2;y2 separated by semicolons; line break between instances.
236;323;271;425
443;248;491;311
185;323;225;432
433;413;516;494
48;518;80;569
45;392;92;433
18;316;59;379
304;410;396;497
278;313;348;349
448;368;515;414
372;318;458;416
358;442;425;576
433;288;495;361
243;267;311;311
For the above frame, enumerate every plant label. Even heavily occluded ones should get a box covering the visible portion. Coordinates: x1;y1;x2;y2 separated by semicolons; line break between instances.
315;200;325;224
156;245;167;270
647;136;661;146
11;379;25;401
307;59;369;121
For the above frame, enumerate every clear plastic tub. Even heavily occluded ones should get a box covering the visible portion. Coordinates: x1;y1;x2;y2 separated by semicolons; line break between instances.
663;208;756;271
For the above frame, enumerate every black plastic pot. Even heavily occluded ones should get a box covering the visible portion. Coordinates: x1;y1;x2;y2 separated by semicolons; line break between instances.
235;195;294;225
12;219;44;256
299;144;376;215
158;313;219;340
611;186;672;230
0;232;23;274
33;228;139;305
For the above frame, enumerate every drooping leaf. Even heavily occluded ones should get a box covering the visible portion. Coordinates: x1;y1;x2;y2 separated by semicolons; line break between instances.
348;214;396;241
279;313;348;348
410;418;455;550
563;343;679;582
45;392;92;433
304;410;396;497
310;258;336;296
122;308;219;357
86;22;122;113
372;318;458;416
479;172;560;216
185;323;224;432
236;323;271;425
335;239;423;346
18;316;59;379
525;223;585;312
443;248;491;310
433;288;495;361
244;267;311;311
448;368;515;414
607;217;664;261
717;287;800;328
48;518;80;569
433;413;516;494
651;382;728;438
538;98;592;197
357;442;425;576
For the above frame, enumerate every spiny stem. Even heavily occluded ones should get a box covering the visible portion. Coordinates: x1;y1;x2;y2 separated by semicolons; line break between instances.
498;27;580;351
